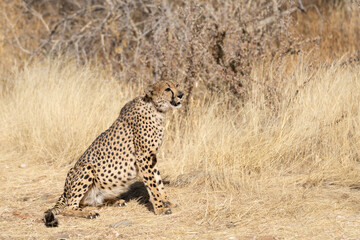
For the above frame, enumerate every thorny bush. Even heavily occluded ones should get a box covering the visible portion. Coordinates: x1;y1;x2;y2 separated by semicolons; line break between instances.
6;0;357;108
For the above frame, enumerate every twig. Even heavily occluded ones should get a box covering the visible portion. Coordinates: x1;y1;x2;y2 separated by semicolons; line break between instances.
28;7;50;33
137;17;165;41
2;12;32;55
287;71;316;108
258;7;299;29
258;1;323;30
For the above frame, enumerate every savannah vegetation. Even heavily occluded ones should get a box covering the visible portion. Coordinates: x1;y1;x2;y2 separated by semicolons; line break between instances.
1;0;360;239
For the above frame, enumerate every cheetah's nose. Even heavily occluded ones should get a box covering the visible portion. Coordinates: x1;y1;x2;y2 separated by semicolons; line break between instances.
178;91;184;99
170;98;181;108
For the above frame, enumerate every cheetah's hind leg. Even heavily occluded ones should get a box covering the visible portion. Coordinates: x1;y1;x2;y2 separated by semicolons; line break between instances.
64;163;100;218
44;163;99;227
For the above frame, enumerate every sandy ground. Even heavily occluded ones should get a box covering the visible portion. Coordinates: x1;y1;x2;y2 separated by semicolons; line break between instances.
0;164;245;240
2;162;360;240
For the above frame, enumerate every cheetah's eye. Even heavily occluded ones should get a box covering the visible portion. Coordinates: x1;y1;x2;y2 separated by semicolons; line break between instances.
165;88;172;92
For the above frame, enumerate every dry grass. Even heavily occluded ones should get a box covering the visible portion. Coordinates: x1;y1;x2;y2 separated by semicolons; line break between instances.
294;1;360;58
0;58;136;166
1;56;360;239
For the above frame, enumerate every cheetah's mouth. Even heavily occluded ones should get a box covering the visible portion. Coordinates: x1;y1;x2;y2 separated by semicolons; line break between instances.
170;100;181;108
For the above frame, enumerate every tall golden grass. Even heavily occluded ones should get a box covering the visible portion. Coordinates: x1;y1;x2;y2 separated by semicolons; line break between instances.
0;58;135;166
166;54;360;190
2;56;360;190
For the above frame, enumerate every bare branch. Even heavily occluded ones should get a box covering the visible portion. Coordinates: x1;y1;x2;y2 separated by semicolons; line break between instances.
2;12;32;55
28;7;50;33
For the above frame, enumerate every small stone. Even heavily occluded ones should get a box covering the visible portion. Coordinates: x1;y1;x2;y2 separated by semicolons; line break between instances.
12;210;30;219
41;194;53;200
175;171;205;186
37;175;47;181
20;163;27;168
12;210;21;216
109;220;132;228
226;221;236;228
18;213;31;219
5;165;9;169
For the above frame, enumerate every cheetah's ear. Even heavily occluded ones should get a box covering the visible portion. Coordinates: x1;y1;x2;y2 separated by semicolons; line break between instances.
144;84;154;102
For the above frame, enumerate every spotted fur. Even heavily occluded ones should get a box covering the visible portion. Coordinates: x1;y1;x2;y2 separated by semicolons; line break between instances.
44;80;183;227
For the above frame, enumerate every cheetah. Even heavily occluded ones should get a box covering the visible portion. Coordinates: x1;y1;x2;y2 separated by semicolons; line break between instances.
44;80;183;227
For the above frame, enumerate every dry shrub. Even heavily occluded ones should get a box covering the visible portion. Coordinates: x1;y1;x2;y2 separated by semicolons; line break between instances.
1;1;359;113
2;1;359;105
0;1;318;100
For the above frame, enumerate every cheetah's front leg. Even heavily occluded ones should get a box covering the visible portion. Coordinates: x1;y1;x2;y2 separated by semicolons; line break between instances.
152;165;174;209
136;153;172;215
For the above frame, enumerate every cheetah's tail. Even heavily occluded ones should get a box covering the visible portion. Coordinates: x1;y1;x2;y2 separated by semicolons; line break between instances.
44;209;58;227
44;194;66;227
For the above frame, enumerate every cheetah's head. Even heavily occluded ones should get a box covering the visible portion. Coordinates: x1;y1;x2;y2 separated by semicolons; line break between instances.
144;80;184;113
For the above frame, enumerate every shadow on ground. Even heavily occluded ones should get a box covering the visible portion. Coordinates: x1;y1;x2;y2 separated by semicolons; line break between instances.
118;181;151;209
